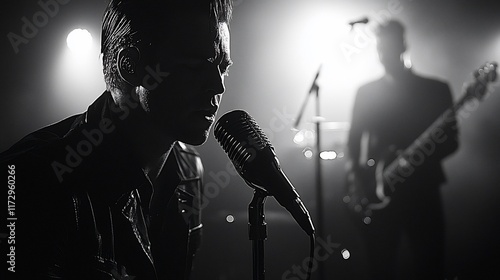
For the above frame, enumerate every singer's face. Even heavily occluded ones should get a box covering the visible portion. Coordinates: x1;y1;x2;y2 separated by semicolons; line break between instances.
135;13;231;146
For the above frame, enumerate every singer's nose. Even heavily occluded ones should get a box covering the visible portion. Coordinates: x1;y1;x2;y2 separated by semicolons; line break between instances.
207;64;225;95
211;94;222;107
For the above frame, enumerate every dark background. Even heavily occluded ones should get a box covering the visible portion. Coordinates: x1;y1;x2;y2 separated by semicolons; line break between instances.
1;0;499;279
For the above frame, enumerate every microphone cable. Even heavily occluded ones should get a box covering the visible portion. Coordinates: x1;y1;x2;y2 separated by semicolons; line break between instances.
306;233;315;280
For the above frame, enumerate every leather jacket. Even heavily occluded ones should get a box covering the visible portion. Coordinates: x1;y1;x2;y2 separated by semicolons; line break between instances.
0;92;203;279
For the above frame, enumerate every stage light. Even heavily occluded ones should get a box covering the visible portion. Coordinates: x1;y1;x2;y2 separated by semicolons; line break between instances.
67;28;93;54
50;27;104;117
320;150;338;160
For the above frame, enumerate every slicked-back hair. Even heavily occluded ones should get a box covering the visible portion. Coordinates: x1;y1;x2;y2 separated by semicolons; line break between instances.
101;0;232;91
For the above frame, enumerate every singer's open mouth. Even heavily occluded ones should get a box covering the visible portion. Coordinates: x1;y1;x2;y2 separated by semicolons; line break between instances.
195;110;216;125
197;107;217;124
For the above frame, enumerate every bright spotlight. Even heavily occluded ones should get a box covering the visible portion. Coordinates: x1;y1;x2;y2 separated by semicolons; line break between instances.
67;28;93;54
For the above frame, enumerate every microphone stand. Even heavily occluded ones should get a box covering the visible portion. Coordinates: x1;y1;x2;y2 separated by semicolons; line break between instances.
293;65;321;129
294;67;325;280
248;189;268;280
312;81;325;280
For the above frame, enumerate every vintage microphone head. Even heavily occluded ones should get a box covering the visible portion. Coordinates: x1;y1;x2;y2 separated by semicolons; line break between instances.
214;110;272;190
214;110;315;235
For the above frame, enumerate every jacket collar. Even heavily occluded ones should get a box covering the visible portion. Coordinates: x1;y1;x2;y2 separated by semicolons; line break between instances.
70;92;199;204
64;91;150;204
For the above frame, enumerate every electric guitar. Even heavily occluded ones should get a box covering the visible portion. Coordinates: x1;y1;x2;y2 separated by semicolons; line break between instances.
344;62;498;225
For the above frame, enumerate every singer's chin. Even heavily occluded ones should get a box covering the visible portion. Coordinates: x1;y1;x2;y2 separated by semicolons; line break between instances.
170;113;215;145
190;131;211;146
177;125;212;146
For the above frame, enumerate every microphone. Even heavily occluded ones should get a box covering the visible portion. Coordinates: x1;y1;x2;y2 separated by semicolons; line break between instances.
214;110;315;235
309;65;321;93
348;17;369;26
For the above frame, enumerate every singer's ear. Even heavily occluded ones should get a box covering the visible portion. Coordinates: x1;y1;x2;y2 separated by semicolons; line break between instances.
117;46;141;86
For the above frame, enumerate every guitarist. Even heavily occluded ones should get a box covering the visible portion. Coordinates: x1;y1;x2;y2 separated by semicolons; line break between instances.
347;19;459;279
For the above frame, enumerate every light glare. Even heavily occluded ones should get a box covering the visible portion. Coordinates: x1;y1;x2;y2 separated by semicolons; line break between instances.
320;150;337;160
303;148;314;159
293;131;305;144
67;29;93;54
341;249;351;260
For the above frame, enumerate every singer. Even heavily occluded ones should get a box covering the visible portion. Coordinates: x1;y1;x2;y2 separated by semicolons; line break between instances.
0;0;233;279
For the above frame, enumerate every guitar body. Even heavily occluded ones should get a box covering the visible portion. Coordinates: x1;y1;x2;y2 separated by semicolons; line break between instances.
344;149;396;225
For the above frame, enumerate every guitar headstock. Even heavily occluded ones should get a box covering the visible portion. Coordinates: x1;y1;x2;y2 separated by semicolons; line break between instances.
468;62;498;101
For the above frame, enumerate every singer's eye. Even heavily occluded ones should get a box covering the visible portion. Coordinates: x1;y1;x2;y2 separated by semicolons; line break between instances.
219;60;233;76
213;57;232;77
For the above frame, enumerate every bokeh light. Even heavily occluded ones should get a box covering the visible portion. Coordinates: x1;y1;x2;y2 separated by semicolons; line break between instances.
226;214;235;223
320;150;338;160
341;249;351;260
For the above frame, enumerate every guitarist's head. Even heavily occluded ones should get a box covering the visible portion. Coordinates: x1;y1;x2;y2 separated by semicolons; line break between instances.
375;19;410;77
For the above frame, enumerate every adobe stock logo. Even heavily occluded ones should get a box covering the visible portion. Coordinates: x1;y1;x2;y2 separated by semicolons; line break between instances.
7;0;71;54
